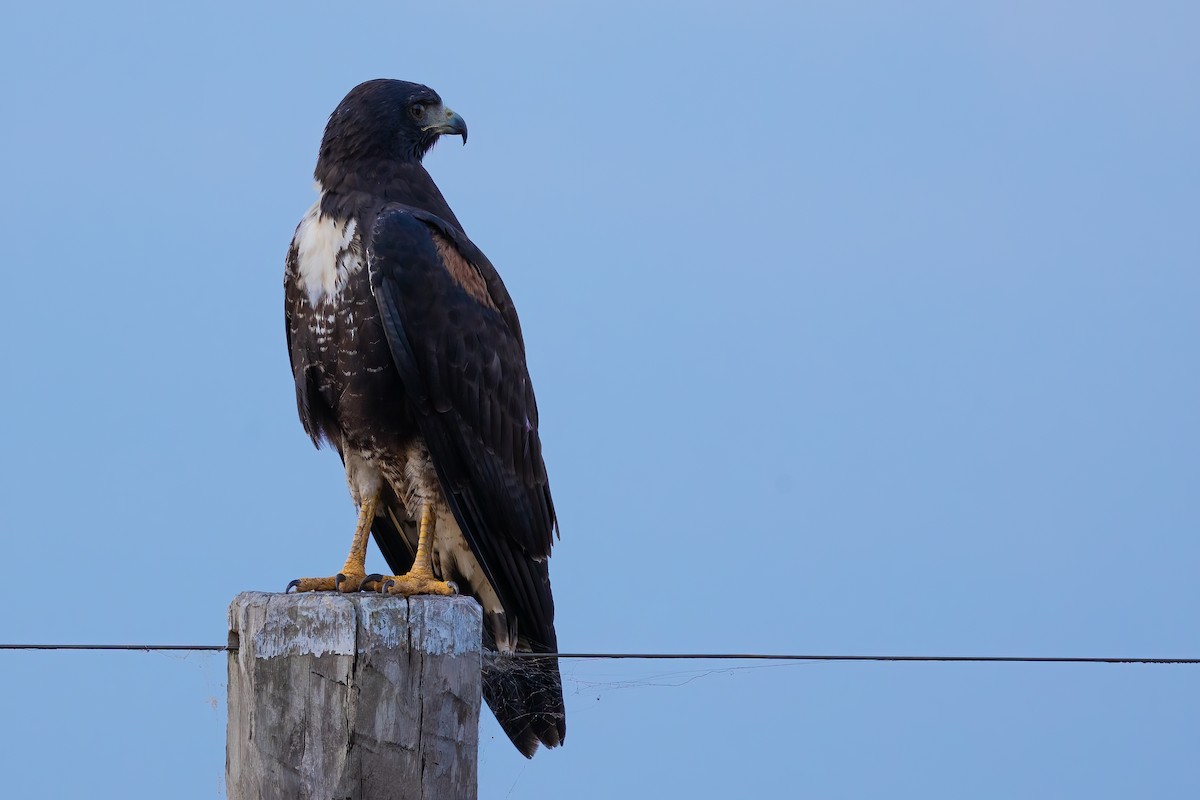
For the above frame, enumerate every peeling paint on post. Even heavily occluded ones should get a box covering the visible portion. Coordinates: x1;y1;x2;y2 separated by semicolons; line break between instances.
226;591;482;800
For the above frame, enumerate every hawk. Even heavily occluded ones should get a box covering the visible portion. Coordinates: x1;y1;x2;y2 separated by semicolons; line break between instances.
283;79;565;757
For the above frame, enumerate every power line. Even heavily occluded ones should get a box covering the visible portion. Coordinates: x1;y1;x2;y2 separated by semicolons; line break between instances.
1;644;1197;664
0;644;229;652
497;653;1200;664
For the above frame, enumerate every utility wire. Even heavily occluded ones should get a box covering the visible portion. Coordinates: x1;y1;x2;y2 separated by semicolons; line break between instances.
1;644;1197;664
0;644;229;652
498;653;1200;664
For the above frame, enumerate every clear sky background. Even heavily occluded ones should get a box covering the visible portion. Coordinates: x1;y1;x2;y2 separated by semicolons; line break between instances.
1;1;1197;797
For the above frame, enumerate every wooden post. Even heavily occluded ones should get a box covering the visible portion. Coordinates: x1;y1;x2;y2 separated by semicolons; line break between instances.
226;591;482;800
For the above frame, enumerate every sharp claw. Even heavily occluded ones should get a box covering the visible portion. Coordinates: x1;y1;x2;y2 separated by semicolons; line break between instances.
335;573;346;591
382;578;396;594
286;579;301;594
446;581;459;595
361;573;384;591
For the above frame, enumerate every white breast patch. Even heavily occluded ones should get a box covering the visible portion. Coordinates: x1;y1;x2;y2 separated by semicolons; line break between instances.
294;200;360;306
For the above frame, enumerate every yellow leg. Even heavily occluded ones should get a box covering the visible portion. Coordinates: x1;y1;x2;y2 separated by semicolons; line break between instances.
287;493;379;593
339;492;378;578
410;502;437;577
375;501;456;597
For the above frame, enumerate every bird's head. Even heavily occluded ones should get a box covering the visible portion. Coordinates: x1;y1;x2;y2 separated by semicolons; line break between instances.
315;79;467;175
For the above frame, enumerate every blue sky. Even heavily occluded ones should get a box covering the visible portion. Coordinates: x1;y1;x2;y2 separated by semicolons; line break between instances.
1;1;1197;797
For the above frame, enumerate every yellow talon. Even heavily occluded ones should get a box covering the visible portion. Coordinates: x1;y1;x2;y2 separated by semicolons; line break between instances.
288;494;378;593
288;495;454;598
379;574;457;597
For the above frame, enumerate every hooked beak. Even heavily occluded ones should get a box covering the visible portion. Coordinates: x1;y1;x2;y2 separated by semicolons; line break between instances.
427;106;468;145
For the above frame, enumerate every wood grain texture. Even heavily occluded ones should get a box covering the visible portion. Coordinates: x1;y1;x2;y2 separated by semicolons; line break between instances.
226;592;482;800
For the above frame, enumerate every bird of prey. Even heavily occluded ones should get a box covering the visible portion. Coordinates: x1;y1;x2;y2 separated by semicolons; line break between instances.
283;79;565;757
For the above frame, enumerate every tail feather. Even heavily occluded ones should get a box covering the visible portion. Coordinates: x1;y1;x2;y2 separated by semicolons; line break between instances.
482;650;566;758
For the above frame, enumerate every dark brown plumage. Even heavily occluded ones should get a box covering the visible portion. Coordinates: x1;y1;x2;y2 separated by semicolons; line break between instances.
283;79;564;757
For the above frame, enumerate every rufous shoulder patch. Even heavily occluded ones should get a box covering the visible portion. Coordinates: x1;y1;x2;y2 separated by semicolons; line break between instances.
432;232;495;309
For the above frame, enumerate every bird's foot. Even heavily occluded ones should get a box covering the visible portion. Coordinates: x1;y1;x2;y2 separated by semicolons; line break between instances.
363;571;458;597
285;572;373;593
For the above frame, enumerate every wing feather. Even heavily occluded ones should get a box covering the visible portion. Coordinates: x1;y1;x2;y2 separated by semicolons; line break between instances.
366;204;559;646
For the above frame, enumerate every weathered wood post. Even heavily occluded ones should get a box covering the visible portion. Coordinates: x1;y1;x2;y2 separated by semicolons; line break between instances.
226;591;482;800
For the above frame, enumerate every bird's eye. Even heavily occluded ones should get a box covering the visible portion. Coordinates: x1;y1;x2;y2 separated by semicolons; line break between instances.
409;104;425;119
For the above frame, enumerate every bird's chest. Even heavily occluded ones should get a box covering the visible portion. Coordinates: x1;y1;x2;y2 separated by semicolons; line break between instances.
301;284;388;381
294;205;364;308
290;210;412;443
